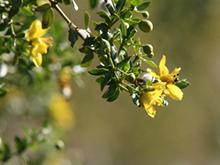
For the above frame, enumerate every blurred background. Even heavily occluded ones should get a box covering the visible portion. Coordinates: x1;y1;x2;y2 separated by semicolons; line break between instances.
1;0;220;164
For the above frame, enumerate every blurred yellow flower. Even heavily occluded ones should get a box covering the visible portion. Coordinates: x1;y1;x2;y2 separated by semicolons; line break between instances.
48;94;75;130
147;55;183;101
26;19;53;67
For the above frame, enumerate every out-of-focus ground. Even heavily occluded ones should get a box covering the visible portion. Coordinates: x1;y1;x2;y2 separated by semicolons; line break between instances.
2;0;220;164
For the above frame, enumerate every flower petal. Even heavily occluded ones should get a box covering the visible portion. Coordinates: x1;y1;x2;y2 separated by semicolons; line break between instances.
170;67;181;77
32;38;50;55
31;53;42;67
159;55;169;76
26;20;48;41
165;84;183;101
144;104;156;118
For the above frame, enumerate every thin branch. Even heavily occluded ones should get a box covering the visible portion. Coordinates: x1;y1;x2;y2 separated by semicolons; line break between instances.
49;0;88;40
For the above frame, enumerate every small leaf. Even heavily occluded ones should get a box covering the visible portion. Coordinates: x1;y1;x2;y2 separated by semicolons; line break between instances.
68;28;78;47
20;6;34;16
138;20;153;33
89;68;108;76
106;3;115;16
9;0;22;18
35;3;51;12
81;53;94;67
42;8;54;29
0;143;11;162
84;11;90;29
107;88;120;102
116;0;126;11
120;20;127;37
97;11;111;22
15;136;27;154
130;0;141;6
137;1;150;11
0;89;7;97
100;72;112;91
63;0;71;4
175;79;190;89
102;39;111;52
142;44;153;54
90;0;98;9
123;61;130;72
146;60;157;68
96;76;105;84
102;81;117;98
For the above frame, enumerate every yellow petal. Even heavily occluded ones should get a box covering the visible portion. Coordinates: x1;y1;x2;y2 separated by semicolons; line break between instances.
26;20;48;41
170;67;181;77
32;38;49;55
144;104;156;118
152;82;166;91
159;55;169;77
165;84;183;101
31;53;42;67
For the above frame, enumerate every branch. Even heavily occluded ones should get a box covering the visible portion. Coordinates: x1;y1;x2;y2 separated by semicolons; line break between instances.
49;0;89;40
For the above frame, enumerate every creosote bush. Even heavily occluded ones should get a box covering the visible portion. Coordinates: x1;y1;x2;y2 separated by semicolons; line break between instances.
0;0;189;163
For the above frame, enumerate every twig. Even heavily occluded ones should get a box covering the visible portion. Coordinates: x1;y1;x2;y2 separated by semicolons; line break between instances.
49;0;87;39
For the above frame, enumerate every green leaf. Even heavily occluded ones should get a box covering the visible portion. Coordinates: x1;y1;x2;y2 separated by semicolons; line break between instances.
35;3;51;12
175;79;190;89
68;28;78;47
102;81;120;102
137;1;150;11
116;0;126;11
123;61;130;72
96;76;105;84
145;60;157;68
106;3;115;15
138;20;153;33
0;143;11;162
9;0;22;18
90;0;98;9
97;11;111;22
127;26;137;38
89;68;108;76
142;44;154;57
141;11;150;18
100;72;112;91
107;88;120;102
84;11;90;29
120;20;127;37
130;0;141;6
102;39;111;52
63;0;71;4
15;136;28;154
42;8;54;29
0;89;7;97
102;81;117;98
81;53;94;67
20;6;34;16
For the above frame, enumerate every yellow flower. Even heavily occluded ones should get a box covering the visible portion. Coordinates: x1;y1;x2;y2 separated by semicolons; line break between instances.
140;82;166;118
147;55;183;101
26;19;53;67
48;94;75;130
